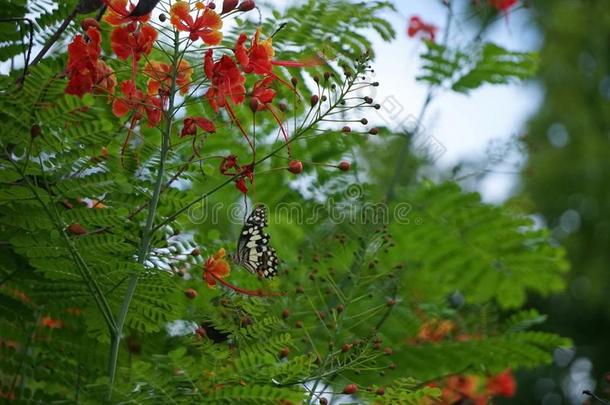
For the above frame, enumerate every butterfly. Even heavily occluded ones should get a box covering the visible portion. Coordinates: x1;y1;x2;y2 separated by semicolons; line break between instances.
232;205;279;278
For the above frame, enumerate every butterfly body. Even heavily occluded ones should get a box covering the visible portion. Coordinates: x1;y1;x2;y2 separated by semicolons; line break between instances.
233;206;279;278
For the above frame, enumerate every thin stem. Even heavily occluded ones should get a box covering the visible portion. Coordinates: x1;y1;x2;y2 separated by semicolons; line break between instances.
106;28;182;399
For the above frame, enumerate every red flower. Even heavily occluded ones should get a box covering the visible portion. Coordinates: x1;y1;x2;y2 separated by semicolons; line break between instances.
204;248;231;288
112;80;162;127
490;0;518;12
235;28;321;76
407;16;438;42
66;27;116;97
145;59;193;96
110;22;157;61
170;1;223;45
103;0;151;25
250;76;276;110
181;116;216;137
204;52;246;112
487;370;516;397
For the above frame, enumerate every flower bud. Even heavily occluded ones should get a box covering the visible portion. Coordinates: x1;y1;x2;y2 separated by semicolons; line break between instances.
238;0;255;12
376;387;385;396
291;77;298;86
343;384;358;395
249;97;260;113
338;161;350;172
159;13;167;22
369;128;379;135
279;347;290;358
222;0;238;13
184;288;197;299
288;160;303;174
282;308;290;319
191;248;201;256
68;223;87;235
324;71;331;81
342;126;351;133
342;343;353;352
364;96;373;104
310;95;319;107
360;118;368;125
30;124;41;138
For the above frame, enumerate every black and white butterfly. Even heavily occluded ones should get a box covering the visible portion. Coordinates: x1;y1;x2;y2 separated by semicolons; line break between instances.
232;205;279;278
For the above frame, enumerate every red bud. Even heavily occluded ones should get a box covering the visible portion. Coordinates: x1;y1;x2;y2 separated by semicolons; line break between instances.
338;161;350;172
68;223;87;235
184;288;197;299
288;160;303;174
222;0;238;13
238;0;255;11
30;124;41;138
310;95;319;107
343;384;358;395
279;347;290;358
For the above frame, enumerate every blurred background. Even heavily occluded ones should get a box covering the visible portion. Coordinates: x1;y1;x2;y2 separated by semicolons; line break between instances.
343;0;609;404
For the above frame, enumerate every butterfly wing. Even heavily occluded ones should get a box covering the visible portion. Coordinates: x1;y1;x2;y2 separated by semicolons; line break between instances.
235;206;278;278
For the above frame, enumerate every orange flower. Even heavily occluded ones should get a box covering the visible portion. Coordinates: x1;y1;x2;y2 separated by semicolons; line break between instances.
112;80;162;127
415;319;455;342
110;23;157;61
204;52;246;112
204;248;231;288
145;59;193;96
40;316;63;329
170;1;223;45
103;0;152;25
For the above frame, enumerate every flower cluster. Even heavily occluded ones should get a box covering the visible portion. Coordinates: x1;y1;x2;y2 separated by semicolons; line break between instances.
426;370;516;404
411;318;517;403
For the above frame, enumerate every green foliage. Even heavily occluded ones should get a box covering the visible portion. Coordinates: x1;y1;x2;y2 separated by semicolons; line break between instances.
418;41;538;92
